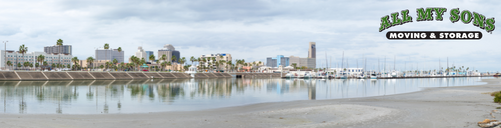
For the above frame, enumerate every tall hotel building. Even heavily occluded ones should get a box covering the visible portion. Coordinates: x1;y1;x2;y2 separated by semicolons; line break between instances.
95;48;124;63
44;45;73;55
158;44;180;63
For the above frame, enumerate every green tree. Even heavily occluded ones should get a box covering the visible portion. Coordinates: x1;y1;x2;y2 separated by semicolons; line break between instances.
166;62;172;71
226;61;232;72
87;57;94;70
171;55;177;63
6;61;12;70
37;55;45;70
291;63;297;69
104;43;110;62
18;44;28;69
190;56;196;65
56;39;63;65
149;54;155;63
71;57;79;70
23;62;30;69
161;62;167;71
180;57;186;72
113;58;118;67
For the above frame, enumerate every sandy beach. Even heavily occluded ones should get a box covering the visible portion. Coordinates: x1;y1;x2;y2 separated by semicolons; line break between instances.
1;78;501;128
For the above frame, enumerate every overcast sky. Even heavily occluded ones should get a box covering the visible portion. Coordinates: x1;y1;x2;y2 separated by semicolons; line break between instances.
0;0;499;71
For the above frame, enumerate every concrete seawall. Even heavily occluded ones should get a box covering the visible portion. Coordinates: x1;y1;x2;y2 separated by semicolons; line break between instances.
0;71;195;81
0;71;284;81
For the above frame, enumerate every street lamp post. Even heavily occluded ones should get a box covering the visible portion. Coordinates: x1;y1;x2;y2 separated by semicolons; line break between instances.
3;41;7;70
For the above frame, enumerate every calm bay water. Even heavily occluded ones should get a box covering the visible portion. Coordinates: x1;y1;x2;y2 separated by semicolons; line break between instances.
0;77;489;114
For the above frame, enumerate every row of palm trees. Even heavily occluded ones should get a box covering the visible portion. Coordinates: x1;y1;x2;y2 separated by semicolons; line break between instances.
185;56;262;72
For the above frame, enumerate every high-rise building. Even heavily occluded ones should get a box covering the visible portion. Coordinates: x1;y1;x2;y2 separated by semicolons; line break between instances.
145;51;154;62
266;55;289;68
158;44;180;63
308;42;316;58
44;45;72;55
135;47;147;60
95;49;124;63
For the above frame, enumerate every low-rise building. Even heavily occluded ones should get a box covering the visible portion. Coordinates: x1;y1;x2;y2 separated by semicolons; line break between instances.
328;68;364;76
199;53;232;70
289;56;316;69
0;50;73;69
79;60;111;68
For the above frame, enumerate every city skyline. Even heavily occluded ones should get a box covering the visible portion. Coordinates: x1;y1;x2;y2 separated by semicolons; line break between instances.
0;0;499;71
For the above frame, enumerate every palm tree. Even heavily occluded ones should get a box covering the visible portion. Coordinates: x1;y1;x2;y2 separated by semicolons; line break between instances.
190;56;196;65
117;47;122;53
113;59;118;67
6;61;12;70
104;43;110;61
226;61;232;72
159;62;166;71
202;57;207;70
119;62;124;71
171;55;177;63
166;62;172;71
56;39;63;66
71;57;79;71
140;58;146;65
208;62;212;72
87;57;94;70
149;54;155;63
18;44;28;70
180;57;186;72
37;55;45;70
160;54;166;63
129;55;135;70
219;60;226;72
104;62;110;69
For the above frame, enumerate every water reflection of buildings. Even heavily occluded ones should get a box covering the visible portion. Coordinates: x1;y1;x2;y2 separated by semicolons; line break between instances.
0;77;486;114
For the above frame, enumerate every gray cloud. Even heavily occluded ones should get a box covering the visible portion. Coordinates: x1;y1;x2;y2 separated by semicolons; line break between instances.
0;0;499;71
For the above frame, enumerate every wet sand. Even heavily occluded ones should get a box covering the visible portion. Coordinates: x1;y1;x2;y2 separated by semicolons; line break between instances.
2;79;501;128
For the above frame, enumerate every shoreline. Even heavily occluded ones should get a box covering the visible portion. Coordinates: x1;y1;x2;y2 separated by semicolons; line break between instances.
1;79;500;127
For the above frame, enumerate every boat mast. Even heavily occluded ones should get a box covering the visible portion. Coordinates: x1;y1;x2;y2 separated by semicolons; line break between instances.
341;51;344;71
394;56;396;71
378;57;380;75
